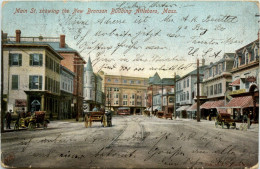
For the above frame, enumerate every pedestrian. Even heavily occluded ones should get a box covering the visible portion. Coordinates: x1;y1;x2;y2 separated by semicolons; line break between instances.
5;109;12;129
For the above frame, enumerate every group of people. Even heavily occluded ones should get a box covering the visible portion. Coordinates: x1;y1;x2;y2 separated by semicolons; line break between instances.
4;108;32;130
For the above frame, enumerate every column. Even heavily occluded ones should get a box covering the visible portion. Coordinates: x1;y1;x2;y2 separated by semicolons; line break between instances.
41;95;45;111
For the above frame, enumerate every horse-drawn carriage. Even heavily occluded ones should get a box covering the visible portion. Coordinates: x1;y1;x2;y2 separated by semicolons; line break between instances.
215;113;236;129
84;109;112;128
14;111;49;130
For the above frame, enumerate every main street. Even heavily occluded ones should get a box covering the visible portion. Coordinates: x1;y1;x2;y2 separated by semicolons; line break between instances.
1;115;258;168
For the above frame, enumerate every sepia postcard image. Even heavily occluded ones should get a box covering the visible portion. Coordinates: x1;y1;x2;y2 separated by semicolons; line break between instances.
0;0;259;168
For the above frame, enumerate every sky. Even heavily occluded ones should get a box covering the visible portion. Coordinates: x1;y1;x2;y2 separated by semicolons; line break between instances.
1;1;259;78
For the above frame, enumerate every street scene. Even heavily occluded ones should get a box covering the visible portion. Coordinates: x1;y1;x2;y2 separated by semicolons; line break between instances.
1;1;259;169
1;115;259;168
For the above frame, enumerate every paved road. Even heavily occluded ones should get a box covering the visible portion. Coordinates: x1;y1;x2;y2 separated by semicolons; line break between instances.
1;115;258;168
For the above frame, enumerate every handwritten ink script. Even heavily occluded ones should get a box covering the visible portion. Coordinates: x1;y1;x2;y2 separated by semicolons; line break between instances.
6;1;257;76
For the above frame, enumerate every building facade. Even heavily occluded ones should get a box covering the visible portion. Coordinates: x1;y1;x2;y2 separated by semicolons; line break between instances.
176;61;207;118
226;39;259;121
60;65;74;119
102;74;148;114
3;30;63;119
83;58;104;111
199;53;235;119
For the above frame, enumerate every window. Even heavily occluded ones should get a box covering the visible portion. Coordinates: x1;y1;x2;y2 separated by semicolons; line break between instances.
11;75;19;90
187;91;189;100
114;88;119;92
123;94;128;99
214;84;217;94
245;81;250;89
130;80;134;84
218;64;222;74
29;75;42;90
114;94;119;98
116;100;119;105
123;101;128;105
210;86;213;95
240;53;245;65
209;68;212;77
30;54;43;66
233;57;238;68
132;101;135;105
187;79;189;87
136;80;141;84
9;53;22;66
107;78;111;82
253;46;258;61
245;52;249;64
114;79;118;83
215;65;218;75
206;86;208;96
132;94;135;99
183;80;186;88
123;79;127;83
169;97;173;103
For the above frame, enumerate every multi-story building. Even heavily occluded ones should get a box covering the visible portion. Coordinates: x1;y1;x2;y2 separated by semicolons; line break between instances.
101;74;148;114
60;65;74;119
199;53;235;119
226;39;259;121
147;73;175;114
176;59;207;118
51;35;86;121
3;30;63;119
83;57;104;111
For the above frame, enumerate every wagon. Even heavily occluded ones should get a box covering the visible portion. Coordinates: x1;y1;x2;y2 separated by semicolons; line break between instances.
215;113;236;129
84;111;107;128
14;111;49;130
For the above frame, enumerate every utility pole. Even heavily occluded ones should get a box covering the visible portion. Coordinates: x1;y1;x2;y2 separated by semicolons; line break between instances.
1;31;4;133
94;74;97;107
196;59;200;122
151;85;153;115
174;72;176;119
161;82;163;112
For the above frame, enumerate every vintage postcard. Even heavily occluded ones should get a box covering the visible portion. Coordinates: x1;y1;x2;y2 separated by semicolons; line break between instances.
1;0;259;168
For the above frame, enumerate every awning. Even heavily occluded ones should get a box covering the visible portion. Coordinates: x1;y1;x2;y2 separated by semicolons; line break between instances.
200;100;225;109
187;103;197;111
211;100;225;108
230;79;240;86
200;101;214;109
176;105;190;111
226;96;259;108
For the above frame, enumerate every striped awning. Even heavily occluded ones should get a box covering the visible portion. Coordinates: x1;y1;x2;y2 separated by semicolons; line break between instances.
230;79;240;86
200;101;214;109
200;100;225;109
176;105;190;111
187;103;197;111
226;96;259;108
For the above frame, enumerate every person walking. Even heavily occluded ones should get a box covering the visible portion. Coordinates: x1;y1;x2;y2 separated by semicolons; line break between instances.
5;110;12;129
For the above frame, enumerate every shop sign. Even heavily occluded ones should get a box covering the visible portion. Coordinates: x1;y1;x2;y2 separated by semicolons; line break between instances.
230;89;246;95
15;99;27;107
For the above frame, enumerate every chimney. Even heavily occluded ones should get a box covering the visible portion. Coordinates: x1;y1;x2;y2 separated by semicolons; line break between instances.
16;30;21;43
202;58;205;66
60;35;65;48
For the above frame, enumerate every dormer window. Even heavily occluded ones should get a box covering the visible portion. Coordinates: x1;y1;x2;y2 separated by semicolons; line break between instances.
252;46;258;61
245;51;249;64
218;64;222;74
233;56;238;68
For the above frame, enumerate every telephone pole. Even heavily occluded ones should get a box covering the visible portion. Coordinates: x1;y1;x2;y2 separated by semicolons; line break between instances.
174;72;176;119
1;31;4;133
196;59;200;122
